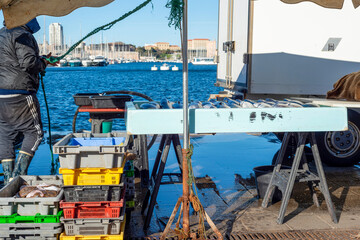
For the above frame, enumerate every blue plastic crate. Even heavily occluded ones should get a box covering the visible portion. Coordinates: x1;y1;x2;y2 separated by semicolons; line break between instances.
69;137;126;147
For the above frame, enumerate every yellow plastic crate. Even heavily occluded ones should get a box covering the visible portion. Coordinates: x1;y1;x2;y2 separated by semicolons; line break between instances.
60;215;125;240
59;167;123;186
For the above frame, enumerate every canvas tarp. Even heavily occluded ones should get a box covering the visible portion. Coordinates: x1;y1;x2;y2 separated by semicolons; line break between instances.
0;0;113;29
281;0;360;9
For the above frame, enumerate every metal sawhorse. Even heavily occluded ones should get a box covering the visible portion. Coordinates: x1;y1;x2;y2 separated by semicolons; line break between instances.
262;132;338;224
141;134;183;230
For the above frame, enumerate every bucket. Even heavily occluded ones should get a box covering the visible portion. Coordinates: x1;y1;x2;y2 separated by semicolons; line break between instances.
102;121;113;133
253;165;285;202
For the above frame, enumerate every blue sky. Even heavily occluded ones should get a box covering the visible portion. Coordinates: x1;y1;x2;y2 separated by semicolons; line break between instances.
0;0;219;47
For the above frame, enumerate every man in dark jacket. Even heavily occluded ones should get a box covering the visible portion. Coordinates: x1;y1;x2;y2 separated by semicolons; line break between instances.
0;18;56;184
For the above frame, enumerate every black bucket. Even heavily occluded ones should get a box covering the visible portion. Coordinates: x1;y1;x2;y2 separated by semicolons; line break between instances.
253;165;284;202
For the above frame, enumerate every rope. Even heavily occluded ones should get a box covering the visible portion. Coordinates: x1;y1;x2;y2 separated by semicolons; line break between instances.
40;71;56;174
179;144;207;239
45;0;153;64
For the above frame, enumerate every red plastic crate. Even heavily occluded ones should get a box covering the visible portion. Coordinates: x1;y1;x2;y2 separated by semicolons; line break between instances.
60;200;124;219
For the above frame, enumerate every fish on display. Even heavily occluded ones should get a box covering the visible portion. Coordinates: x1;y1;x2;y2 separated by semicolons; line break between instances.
160;98;173;109
287;102;303;108
224;98;242;108
302;103;320;107
265;98;277;103
202;102;216;108
273;101;289;108
140;101;160;109
172;102;183;109
214;101;230;108
189;101;202;109
18;184;61;198
241;99;255;108
257;102;273;108
284;98;304;105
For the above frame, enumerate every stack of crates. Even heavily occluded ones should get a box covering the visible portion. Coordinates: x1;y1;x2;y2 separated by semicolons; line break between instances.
124;160;135;206
54;132;129;240
124;160;135;215
0;175;64;240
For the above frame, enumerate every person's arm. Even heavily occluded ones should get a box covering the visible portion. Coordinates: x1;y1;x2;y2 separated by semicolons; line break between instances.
14;32;46;74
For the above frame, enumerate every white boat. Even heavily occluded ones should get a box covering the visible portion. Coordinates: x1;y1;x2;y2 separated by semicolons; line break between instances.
160;63;170;71
171;65;179;71
93;56;108;66
191;57;216;65
151;65;158;71
59;59;67;67
81;59;92;67
68;58;81;67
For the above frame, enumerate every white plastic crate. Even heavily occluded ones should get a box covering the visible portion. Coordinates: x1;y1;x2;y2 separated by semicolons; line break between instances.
53;132;129;169
0;176;63;216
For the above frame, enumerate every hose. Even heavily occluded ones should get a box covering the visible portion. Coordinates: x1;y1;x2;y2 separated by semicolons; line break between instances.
103;90;153;102
72;106;81;133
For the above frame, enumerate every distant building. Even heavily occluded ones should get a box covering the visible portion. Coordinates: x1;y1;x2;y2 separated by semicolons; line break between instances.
155;42;170;51
49;23;64;52
144;42;180;51
85;42;138;61
188;39;216;59
144;44;155;51
169;45;181;51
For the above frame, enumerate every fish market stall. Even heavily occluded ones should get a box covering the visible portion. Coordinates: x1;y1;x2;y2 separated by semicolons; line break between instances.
125;99;348;227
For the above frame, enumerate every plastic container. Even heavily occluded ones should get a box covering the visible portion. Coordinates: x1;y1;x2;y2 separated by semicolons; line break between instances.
63;179;124;202
53;132;129;169
0;222;62;238
59;168;123;186
0;175;63;216
90;95;132;109
60;198;124;219
60;216;125;240
125;170;134;177
253;165;289;202
126;201;135;209
0;211;63;223
61;208;125;235
102;121;113;133
73;93;102;106
62;218;124;236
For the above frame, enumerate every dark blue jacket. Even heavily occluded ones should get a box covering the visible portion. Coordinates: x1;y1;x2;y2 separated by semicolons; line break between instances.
0;25;46;93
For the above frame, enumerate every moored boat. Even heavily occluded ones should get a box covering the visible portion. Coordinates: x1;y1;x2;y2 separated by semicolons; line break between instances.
93;56;108;66
191;57;216;65
81;59;92;67
151;65;158;71
68;58;81;67
160;63;170;71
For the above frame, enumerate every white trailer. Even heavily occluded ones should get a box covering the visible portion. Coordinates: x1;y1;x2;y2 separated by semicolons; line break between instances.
217;0;360;97
216;0;360;166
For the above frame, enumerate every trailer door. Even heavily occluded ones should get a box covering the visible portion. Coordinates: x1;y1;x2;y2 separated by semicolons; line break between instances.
217;0;250;93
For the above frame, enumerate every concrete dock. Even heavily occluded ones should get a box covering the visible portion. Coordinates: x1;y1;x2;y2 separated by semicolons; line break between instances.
127;133;360;239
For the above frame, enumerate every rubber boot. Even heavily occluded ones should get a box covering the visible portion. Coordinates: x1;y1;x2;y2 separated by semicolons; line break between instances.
12;151;33;178
2;159;14;185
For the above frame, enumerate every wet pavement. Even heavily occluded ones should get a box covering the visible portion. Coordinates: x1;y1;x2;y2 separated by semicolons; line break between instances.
126;133;360;238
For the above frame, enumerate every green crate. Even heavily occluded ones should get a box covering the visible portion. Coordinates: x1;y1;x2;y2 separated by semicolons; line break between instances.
126;201;135;208
125;170;134;177
0;211;63;224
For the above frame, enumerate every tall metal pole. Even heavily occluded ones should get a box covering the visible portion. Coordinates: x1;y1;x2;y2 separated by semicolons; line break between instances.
182;0;190;236
43;16;46;54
